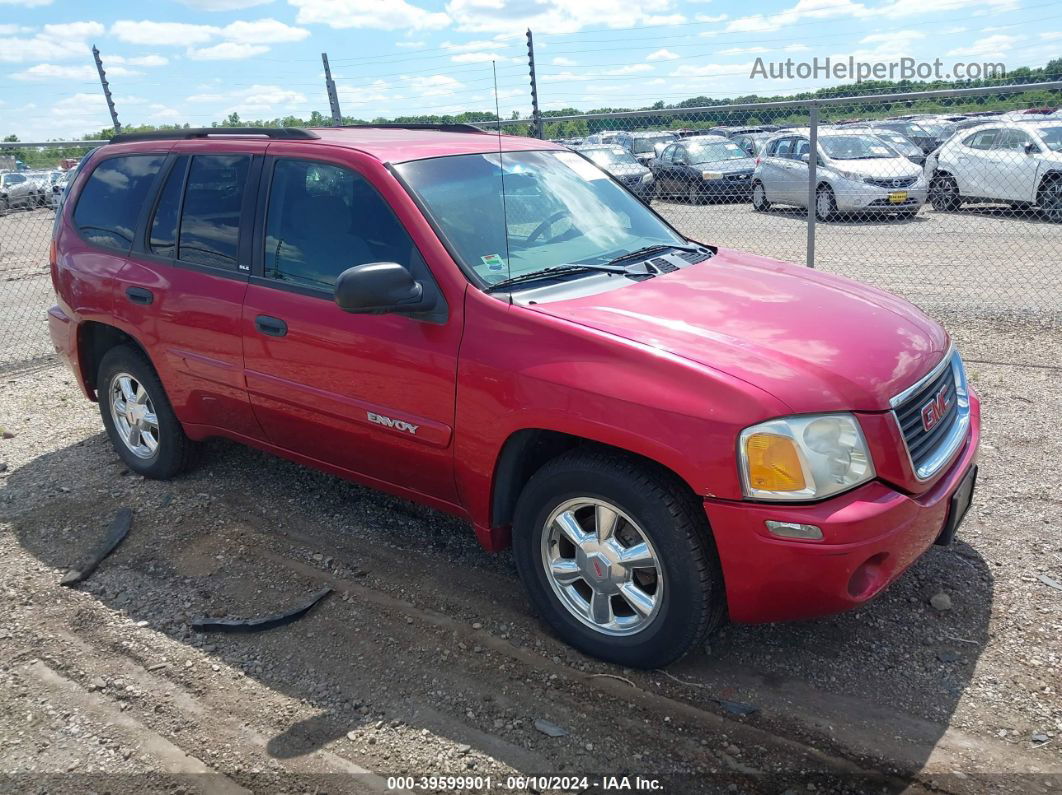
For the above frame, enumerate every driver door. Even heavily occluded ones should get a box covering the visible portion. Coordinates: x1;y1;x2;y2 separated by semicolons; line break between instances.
240;151;463;503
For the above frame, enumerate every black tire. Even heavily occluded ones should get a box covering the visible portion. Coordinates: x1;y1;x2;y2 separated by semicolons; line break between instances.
814;184;837;221
930;174;961;212
1037;177;1062;223
97;345;195;479
512;449;725;668
751;180;770;211
686;183;703;205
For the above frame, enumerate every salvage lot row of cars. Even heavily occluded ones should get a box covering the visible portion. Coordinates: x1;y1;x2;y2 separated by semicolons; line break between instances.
0;168;71;213
559;108;1062;222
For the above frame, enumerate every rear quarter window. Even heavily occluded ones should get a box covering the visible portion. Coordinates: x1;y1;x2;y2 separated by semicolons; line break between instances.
73;154;165;251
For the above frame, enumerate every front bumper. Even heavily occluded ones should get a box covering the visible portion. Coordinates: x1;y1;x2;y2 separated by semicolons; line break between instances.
834;183;928;211
706;393;980;623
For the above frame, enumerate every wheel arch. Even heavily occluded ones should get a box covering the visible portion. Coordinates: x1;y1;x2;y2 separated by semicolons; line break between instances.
76;321;154;398
1036;169;1062;201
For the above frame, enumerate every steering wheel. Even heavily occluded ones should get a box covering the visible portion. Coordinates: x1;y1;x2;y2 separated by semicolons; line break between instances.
527;210;572;245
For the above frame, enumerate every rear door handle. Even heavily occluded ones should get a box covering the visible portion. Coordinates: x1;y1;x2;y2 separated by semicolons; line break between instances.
255;315;287;337
125;286;153;305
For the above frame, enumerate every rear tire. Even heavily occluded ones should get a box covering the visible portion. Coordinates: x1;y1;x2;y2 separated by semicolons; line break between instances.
97;345;195;479
512;449;725;668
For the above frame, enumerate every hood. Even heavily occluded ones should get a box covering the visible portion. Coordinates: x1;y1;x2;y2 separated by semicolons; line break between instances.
527;248;949;413
824;156;922;178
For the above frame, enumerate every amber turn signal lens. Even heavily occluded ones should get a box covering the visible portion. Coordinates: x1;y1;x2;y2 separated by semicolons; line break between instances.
745;433;806;492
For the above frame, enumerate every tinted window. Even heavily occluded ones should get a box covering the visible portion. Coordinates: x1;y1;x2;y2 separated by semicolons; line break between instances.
4;173;26;185
773;138;794;158
658;144;675;163
178;155;250;270
264;159;423;291
964;130;999;150
73;154;164;250
995;128;1032;151
149;156;187;258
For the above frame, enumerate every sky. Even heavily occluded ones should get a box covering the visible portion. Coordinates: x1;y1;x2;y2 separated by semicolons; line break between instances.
1;0;1060;141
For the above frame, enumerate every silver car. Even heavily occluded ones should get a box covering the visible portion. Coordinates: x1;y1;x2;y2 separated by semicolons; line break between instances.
0;171;43;212
752;129;927;220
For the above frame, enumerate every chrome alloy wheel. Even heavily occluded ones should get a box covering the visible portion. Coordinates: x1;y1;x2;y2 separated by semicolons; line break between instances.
109;372;160;459
540;498;664;636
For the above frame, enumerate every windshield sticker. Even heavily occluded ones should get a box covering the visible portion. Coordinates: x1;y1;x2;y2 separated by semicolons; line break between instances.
555;151;608;180
481;253;506;271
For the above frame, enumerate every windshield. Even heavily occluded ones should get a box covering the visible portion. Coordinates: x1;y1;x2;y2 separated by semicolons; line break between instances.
1037;126;1062;151
820;134;897;160
860;131;918;152
687;141;749;163
631;135;675;153
397;150;685;287
581;148;642;168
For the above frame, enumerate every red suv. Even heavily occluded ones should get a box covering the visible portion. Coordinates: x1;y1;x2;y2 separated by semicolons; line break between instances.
48;126;980;668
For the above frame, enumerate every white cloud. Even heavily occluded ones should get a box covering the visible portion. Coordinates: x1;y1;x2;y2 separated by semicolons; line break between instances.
290;0;450;30
185;92;227;102
444;0;686;34
718;46;767;56
694;13;726;22
112;21;220;45
0;19;103;63
450;51;508;63
180;0;275;9
403;73;465;97
646;48;679;61
395;40;426;48
223;84;307;116
221;18;309;43
726;0;871;34
107;54;169;67
946;34;1017;58
41;21;105;38
187;42;270;60
607;64;652;75
0;0;53;6
12;63;143;81
1040;32;1062;41
149;105;182;120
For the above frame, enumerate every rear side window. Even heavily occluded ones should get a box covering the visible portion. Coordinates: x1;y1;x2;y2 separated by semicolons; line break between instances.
149;156;187;258
963;129;999;150
178;155;250;270
73;154;165;250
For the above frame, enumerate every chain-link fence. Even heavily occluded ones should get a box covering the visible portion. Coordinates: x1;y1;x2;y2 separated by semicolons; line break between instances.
501;81;1062;328
3;82;1061;372
0;141;100;370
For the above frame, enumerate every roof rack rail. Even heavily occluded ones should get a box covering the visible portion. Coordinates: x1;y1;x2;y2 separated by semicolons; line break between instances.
338;123;492;135
109;127;320;144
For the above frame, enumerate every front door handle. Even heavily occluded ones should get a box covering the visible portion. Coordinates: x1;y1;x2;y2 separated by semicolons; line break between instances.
255;315;287;337
125;286;153;305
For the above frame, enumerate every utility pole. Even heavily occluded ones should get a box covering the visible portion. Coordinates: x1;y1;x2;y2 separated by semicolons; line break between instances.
92;45;121;133
526;29;543;139
321;52;342;125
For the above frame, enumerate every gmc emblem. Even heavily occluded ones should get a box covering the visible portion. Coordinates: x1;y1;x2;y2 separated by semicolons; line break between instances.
920;385;952;432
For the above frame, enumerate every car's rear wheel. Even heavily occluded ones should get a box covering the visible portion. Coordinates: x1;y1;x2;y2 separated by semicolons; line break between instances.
815;184;837;221
751;181;770;211
512;449;725;668
97;345;195;479
930;174;961;212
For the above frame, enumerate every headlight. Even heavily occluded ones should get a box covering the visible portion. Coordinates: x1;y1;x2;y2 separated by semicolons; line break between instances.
832;169;866;183
738;413;875;501
640;172;652;183
701;171;723;180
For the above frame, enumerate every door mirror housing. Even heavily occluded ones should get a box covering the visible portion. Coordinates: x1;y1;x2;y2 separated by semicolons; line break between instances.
1024;141;1041;155
800;152;812;164
334;262;436;315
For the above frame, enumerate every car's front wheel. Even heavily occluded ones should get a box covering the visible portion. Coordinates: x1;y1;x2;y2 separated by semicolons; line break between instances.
1038;178;1062;223
97;345;195;479
930;174;961;212
751;181;770;211
512;449;725;668
815;184;837;221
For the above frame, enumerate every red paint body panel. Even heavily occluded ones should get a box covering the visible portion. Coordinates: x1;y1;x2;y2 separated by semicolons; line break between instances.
48;128;983;627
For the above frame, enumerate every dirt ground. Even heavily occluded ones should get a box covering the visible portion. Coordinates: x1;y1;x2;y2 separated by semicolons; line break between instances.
0;315;1060;794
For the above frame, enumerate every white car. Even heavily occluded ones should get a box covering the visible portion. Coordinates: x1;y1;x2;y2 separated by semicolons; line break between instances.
927;121;1062;221
751;128;927;220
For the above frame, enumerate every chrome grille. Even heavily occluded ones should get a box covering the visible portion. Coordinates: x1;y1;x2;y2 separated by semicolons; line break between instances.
892;353;966;479
865;176;917;189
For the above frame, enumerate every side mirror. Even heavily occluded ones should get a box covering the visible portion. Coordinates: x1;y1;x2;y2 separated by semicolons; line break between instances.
1024;141;1041;155
800;152;811;164
334;262;435;315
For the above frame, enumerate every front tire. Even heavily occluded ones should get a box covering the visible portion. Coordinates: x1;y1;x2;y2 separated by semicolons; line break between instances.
512;449;725;668
930;174;961;212
815;184;837;221
1037;178;1062;223
97;345;195;479
751;181;770;211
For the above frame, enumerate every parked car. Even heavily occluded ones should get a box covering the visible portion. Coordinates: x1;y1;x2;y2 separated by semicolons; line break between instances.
839;119;938;154
49;125;979;668
48;170;70;208
707;125;779;139
731;131;775;158
615;131;677;164
0;171;41;212
926;121;1062;220
651;136;757;203
752;129;927;220
584;131;622;145
572;144;655;201
841;126;927;165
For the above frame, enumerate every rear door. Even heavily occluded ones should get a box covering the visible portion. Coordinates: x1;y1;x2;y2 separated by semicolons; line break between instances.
115;140;267;439
240;150;463;504
954;129;999;197
987;128;1040;202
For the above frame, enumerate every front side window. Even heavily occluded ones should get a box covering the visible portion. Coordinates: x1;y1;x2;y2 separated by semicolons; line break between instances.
1036;126;1062;152
396;149;685;286
4;173;26;186
177;155;250;270
73;154;165;250
994;128;1032;151
264;158;423;291
771;138;794;158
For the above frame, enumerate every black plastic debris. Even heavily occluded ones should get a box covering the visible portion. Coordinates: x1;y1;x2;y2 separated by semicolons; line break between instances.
715;698;759;717
190;587;333;633
60;507;133;586
533;718;568;738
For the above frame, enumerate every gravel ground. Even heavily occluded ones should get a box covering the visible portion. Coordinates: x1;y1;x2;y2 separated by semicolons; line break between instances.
0;315;1060;793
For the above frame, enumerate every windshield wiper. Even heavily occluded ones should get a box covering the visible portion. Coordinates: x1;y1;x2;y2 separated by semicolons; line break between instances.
606;242;698;266
483;263;633;293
